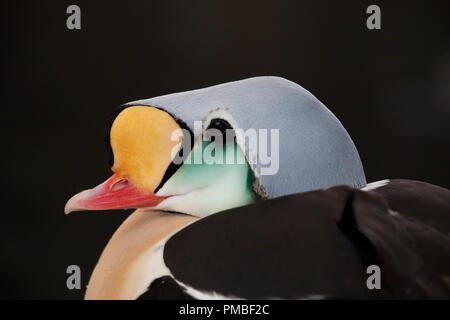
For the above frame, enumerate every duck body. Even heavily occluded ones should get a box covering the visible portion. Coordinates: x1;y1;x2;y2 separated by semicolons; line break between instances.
86;179;450;299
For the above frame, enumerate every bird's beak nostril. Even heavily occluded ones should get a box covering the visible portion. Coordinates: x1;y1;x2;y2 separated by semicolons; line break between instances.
64;173;167;214
111;179;129;191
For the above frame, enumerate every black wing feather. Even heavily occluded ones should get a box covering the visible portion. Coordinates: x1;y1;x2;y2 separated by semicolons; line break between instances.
163;181;450;299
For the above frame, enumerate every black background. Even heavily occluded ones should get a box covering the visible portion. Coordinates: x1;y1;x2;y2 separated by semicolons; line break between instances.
1;0;449;299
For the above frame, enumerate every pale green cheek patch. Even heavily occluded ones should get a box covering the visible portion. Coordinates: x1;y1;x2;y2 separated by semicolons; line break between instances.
156;141;256;215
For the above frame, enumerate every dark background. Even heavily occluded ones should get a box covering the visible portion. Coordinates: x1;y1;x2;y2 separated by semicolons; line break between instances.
1;0;449;299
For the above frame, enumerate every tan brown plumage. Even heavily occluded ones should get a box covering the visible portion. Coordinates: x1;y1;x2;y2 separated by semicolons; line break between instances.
85;210;198;299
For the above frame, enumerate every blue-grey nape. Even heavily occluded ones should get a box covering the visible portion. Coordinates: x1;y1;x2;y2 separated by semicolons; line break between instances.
127;76;366;198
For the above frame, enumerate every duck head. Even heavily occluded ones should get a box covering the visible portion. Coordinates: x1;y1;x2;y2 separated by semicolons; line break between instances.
65;77;366;218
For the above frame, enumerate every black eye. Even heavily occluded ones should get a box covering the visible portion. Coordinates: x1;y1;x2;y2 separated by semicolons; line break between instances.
205;118;235;143
207;118;232;135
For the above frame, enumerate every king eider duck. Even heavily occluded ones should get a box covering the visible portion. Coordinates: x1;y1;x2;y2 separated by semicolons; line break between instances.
65;77;450;299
